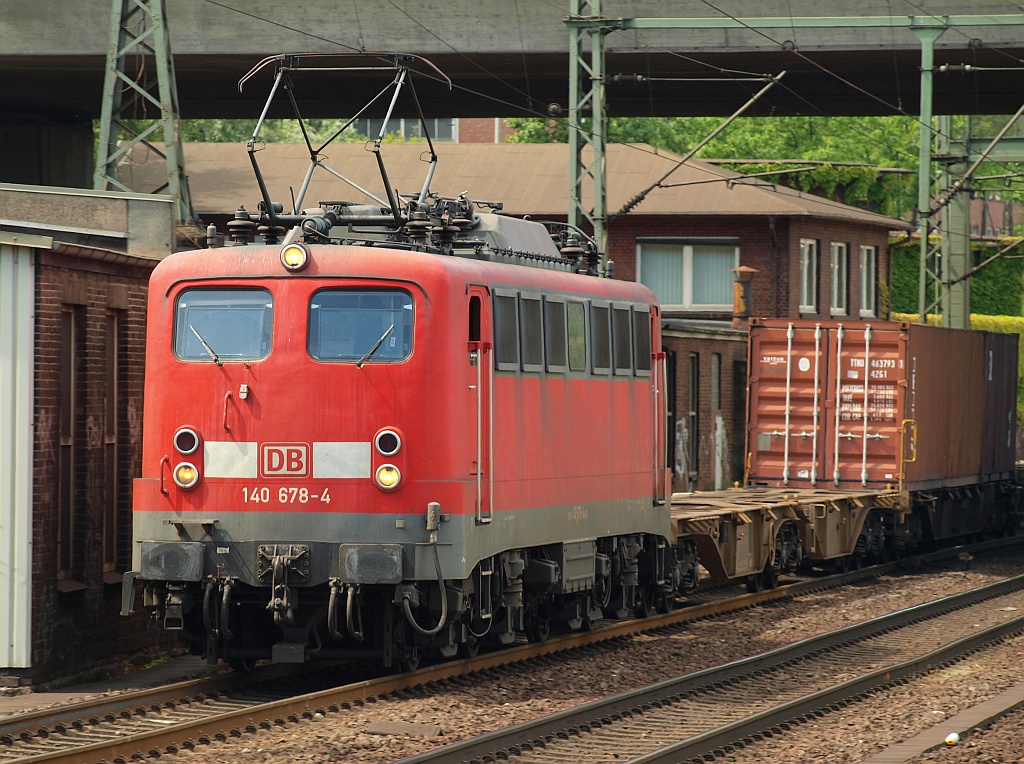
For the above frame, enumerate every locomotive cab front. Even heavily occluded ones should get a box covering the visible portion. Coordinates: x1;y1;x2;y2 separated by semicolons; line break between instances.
129;244;473;669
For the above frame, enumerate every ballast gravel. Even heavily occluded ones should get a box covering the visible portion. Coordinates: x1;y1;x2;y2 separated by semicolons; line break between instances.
152;557;1024;764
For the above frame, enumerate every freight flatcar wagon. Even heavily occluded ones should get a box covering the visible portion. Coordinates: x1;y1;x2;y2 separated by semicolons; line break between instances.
665;319;1021;592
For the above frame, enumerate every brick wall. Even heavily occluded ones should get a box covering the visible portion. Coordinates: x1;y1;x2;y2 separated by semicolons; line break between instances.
31;250;171;687
458;118;517;144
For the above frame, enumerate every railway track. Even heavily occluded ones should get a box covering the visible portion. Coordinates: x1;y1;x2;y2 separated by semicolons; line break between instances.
394;573;1024;764
0;539;1016;764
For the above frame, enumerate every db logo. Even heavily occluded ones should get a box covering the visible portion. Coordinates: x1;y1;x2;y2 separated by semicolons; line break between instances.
260;443;310;478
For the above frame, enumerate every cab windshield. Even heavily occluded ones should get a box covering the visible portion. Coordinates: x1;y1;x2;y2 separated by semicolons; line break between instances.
308;289;413;363
174;288;273;362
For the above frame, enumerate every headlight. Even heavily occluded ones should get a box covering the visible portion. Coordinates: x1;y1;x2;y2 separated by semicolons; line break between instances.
173;462;201;489
280;242;310;272
374;464;401;491
375;429;401;456
174;427;200;455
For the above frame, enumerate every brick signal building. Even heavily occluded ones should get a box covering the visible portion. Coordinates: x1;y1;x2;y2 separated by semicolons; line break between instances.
0;185;178;686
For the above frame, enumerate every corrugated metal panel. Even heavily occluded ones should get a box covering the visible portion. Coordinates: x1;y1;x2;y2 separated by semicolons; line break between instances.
981;331;1018;479
747;319;1011;492
903;324;985;489
0;241;35;669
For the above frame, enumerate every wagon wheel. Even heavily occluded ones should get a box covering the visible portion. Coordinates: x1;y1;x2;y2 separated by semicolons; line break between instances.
760;562;779;591
228;658;256;672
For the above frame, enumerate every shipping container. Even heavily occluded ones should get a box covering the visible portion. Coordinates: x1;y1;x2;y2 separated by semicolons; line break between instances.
745;319;1016;492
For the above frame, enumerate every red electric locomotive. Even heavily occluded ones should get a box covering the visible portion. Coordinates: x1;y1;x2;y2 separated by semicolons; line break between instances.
123;54;693;669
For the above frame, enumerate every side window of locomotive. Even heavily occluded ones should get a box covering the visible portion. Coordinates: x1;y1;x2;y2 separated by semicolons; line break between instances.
591;303;611;375
567;300;587;373
174;288;273;362
308;289;413;362
633;306;652;376
493;292;519;371
544;297;568;372
519;294;544;372
612;305;633;375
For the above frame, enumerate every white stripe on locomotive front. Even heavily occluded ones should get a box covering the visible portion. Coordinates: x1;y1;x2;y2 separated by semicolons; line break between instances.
312;442;370;478
202;441;371;479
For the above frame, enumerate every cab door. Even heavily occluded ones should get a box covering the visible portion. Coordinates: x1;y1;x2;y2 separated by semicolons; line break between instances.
467;286;493;523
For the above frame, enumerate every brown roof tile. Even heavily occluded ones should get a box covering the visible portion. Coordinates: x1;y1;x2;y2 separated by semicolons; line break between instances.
152;142;907;230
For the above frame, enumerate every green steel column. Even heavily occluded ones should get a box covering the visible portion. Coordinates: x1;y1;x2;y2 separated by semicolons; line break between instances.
914;25;945;322
568;0;607;265
940;116;971;328
94;0;196;226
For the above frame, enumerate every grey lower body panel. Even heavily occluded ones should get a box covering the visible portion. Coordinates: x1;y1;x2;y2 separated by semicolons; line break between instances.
133;498;671;586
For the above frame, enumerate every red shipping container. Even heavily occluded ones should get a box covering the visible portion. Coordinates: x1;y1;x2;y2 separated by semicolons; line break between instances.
746;319;1016;492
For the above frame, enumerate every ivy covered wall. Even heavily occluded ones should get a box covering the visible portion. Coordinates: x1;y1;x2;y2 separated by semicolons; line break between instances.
889;238;1024;316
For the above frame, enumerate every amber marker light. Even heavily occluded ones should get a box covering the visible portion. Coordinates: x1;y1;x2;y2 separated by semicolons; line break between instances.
375;464;401;491
173;462;200;489
280;242;310;272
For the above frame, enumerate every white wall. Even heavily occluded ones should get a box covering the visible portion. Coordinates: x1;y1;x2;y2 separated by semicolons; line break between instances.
0;235;43;669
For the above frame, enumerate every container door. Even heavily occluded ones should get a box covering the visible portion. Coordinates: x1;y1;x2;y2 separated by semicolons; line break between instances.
822;324;906;488
746;321;828;486
467;287;493;523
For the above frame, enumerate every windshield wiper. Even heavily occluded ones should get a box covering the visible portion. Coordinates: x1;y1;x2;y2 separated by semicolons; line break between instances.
357;323;395;368
189;324;222;366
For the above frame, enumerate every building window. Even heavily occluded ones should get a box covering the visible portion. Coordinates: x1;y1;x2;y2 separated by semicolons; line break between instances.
637;241;738;310
799;239;819;313
351;117;456;142
103;311;124;580
830;242;849;316
711;353;721;410
688;353;699;478
860;245;877;317
58;307;84;587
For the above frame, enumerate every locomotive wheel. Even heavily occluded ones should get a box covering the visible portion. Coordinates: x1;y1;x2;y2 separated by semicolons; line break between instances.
831;556;851;574
400;645;421;673
744;573;764;594
459;635;480;659
633;587;652;619
526;618;550;643
655;591;677;614
228;658;256;672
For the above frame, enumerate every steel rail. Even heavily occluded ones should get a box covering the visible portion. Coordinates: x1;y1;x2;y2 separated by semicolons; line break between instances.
634;609;1024;763
1;537;1017;764
391;572;1024;764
